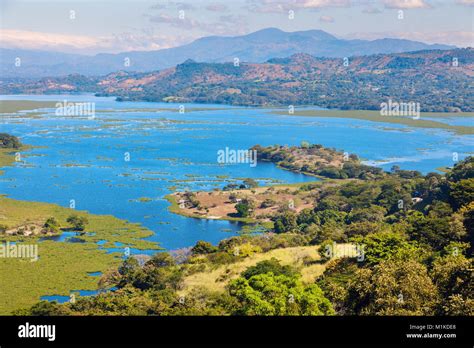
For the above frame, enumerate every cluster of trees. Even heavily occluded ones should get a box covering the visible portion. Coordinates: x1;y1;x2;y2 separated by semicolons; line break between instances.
3;49;472;112
252;144;386;180
235;198;255;218
180;192;201;209
43;215;89;234
21;157;473;316
102;49;473;112
318;239;473;315
0;133;21;149
271;161;470;248
66;215;89;232
223;178;259;191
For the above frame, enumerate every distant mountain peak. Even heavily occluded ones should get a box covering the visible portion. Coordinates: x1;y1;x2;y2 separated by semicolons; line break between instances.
289;29;337;41
245;27;285;36
180;58;197;65
241;27;336;42
0;28;455;78
252;27;284;34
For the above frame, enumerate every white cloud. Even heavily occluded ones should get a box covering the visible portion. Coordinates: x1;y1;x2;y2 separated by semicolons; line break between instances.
456;0;474;6
298;0;352;8
363;6;383;14
246;0;352;12
147;11;248;35
0;29;99;51
0;29;190;54
319;15;335;23
383;0;431;9
206;3;229;12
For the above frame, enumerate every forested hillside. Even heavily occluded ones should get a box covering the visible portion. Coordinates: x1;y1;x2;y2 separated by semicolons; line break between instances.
19;155;473;316
2;48;472;112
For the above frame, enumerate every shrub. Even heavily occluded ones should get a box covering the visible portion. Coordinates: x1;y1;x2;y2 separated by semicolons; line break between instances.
191;240;218;255
66;215;88;231
43;217;60;233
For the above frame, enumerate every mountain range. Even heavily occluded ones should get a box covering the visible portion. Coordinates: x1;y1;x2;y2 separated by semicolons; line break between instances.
2;48;472;112
0;28;455;78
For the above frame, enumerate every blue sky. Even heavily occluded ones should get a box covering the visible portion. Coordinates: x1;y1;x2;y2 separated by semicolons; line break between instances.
0;0;472;54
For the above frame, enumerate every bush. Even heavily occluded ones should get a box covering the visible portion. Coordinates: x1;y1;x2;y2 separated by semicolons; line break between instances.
66;215;88;231
191;240;218;255
241;258;296;279
229;273;335;316
273;212;298;233
234;199;255;218
43;217;60;233
0;133;21;149
260;198;276;208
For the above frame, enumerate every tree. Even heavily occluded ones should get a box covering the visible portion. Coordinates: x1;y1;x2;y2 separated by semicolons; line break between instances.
260;198;276;208
228;273;334;316
316;220;345;243
351;232;422;265
242;178;259;189
234;199;254;218
430;244;473;315
447;156;474;182
117;254;183;291
391;165;401;173
297;208;316;225
117;257;142;288
410;217;460;251
241;258;296;279
43;217;60;233
376;180;413;214
146;252;175;268
449;179;474;209
274;211;298;233
0;133;21;149
22;300;69;316
66;214;88;231
228;192;239;203
458;202;474;253
191;240;218;255
347;259;439;315
345;221;383;238
347;205;387;223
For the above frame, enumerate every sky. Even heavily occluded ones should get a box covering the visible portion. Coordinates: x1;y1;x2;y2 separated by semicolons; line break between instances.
0;0;473;55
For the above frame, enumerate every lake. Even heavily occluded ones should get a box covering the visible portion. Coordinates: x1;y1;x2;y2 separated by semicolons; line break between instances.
1;94;472;251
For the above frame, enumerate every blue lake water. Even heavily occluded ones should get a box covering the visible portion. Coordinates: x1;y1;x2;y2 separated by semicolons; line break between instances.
1;94;473;252
40;287;117;303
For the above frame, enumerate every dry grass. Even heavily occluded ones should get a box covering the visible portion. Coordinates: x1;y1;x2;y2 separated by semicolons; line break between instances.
180;245;326;295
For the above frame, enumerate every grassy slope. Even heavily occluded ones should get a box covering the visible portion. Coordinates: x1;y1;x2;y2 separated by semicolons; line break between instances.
180;245;325;295
179;244;353;296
